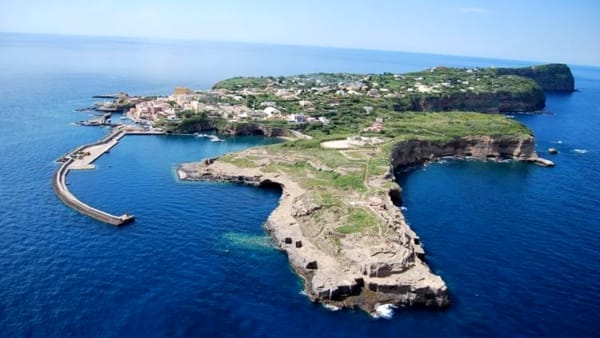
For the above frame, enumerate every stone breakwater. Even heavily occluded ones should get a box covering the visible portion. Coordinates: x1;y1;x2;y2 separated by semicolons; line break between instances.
177;135;551;314
53;126;166;226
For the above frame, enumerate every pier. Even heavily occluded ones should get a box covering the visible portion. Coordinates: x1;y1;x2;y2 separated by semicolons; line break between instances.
53;126;166;226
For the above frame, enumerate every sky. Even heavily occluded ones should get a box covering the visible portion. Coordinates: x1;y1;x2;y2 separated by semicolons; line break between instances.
1;0;599;66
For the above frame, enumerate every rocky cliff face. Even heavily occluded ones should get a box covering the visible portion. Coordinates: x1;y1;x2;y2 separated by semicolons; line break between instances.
220;123;288;137
497;64;575;92
395;89;545;113
169;121;288;137
423;89;542;112
171;120;217;133
390;135;537;170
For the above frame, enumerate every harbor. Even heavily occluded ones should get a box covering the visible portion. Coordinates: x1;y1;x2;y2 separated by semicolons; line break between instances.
53;126;166;226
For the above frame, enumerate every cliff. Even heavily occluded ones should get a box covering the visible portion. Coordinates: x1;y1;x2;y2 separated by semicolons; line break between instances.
164;119;288;137
398;88;545;113
220;122;289;137
176;119;550;314
497;64;575;92
390;135;536;170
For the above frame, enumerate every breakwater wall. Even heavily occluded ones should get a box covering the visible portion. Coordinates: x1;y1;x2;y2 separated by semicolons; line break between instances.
53;127;166;226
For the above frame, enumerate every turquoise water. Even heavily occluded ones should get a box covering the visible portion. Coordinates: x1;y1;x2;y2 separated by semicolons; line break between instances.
0;33;599;337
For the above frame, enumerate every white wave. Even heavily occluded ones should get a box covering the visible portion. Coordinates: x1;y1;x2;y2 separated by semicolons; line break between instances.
400;206;408;211
298;290;307;296
371;303;398;319
573;149;588;154
322;304;340;311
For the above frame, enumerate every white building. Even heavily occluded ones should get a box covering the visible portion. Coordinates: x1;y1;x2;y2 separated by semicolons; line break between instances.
263;106;281;117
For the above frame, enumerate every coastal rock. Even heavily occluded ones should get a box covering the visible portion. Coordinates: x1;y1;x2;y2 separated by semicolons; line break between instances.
398;88;545;113
291;194;322;217
497;64;575;92
220;122;288;137
390;135;537;170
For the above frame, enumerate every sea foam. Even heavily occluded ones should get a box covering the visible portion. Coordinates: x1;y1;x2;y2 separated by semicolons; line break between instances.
371;304;398;319
322;304;341;312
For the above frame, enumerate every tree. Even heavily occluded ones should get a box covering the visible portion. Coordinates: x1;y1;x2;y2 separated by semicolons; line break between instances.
246;95;257;109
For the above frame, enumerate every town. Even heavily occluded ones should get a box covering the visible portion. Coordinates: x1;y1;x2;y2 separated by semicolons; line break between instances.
84;65;564;137
90;68;499;132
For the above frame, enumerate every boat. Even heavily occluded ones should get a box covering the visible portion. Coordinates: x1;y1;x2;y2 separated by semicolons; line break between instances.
76;120;103;126
208;135;224;142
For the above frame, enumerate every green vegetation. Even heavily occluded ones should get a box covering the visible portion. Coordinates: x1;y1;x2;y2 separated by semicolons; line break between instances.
381;112;532;141
212;76;273;90
497;63;574;91
218;110;532;236
336;209;378;234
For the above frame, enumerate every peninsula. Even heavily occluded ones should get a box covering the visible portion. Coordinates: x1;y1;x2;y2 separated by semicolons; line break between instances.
56;64;568;315
178;113;547;313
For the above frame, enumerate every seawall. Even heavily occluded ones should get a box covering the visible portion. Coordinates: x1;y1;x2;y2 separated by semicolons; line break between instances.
53;126;166;226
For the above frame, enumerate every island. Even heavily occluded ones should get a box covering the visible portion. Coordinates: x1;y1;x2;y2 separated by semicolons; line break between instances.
57;64;569;315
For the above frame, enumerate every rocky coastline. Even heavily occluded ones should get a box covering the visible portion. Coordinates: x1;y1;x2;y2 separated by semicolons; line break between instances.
176;135;549;314
497;63;575;92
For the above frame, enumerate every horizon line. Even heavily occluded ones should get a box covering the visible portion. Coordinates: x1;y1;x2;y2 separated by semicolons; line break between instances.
1;30;597;68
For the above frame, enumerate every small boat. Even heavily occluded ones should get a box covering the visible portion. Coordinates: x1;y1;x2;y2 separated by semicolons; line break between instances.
76;120;103;126
208;135;224;142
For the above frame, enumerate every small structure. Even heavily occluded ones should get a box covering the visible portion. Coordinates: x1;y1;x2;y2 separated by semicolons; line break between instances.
263;106;282;118
366;119;384;132
173;87;194;96
287;114;306;124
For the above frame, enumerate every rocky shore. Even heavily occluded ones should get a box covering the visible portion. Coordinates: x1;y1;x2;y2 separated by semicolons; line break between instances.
176;134;549;314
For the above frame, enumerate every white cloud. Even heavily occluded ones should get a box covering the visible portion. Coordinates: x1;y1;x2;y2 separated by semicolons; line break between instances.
459;7;491;14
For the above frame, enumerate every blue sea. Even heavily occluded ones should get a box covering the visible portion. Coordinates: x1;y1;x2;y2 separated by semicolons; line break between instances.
0;33;599;337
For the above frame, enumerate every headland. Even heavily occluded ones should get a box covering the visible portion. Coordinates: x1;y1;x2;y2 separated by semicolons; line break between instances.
177;112;551;314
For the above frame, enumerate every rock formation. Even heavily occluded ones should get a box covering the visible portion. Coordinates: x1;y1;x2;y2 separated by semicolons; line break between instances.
176;135;550;314
398;88;545;113
220;122;288;137
497;64;575;92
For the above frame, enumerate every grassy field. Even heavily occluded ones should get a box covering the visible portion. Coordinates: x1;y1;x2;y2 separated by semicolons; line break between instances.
217;111;531;236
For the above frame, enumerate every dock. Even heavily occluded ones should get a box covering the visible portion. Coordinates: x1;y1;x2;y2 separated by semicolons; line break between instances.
53;126;166;226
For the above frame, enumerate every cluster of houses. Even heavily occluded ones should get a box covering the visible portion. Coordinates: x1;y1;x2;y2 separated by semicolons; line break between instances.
123;76;394;133
126;86;332;127
126;70;493;128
